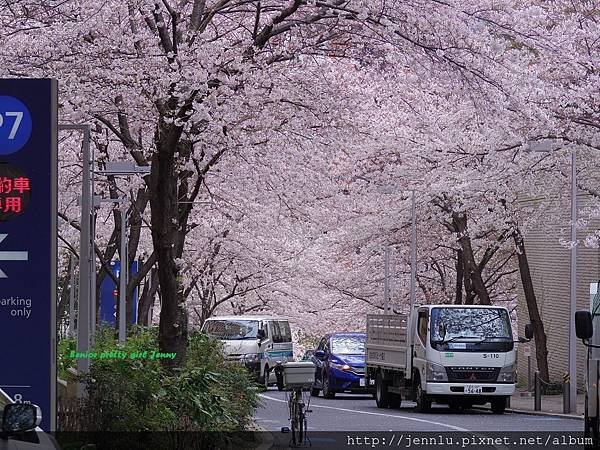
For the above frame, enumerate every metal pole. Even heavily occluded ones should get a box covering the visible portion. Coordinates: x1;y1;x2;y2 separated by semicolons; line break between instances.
68;255;76;338
118;201;127;344
591;284;600;438
58;124;92;398
569;148;577;413
90;210;96;346
564;372;571;414
534;371;541;411
410;190;417;311
90;141;97;345
384;246;390;314
147;271;153;326
528;355;532;392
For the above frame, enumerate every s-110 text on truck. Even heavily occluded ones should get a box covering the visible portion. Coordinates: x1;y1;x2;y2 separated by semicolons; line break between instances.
366;305;528;414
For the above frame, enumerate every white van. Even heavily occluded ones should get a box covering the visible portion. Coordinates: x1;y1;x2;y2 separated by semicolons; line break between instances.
201;315;294;388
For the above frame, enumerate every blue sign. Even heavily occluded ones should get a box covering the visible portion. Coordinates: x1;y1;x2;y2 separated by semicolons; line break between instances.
0;79;57;431
0;96;33;155
99;261;139;325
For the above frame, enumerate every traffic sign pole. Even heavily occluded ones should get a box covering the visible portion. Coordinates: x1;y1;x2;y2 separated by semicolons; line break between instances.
58;124;92;397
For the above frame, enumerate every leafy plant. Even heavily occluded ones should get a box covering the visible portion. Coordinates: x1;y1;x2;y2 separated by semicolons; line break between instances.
58;327;259;438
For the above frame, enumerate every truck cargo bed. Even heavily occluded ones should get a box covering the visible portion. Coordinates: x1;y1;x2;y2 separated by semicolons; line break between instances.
365;314;409;370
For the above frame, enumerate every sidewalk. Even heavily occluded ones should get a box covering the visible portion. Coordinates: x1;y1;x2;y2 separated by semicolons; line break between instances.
495;389;585;419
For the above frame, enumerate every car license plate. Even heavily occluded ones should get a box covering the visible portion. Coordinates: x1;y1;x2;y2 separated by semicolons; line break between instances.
359;378;365;387
465;385;482;394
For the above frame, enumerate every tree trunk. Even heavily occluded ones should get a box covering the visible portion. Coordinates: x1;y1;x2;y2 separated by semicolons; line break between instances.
138;268;159;326
149;120;188;369
455;249;464;304
125;188;150;326
452;211;491;305
463;256;475;304
513;227;550;383
57;264;71;335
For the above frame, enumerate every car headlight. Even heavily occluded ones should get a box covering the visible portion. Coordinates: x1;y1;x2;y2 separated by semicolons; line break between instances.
242;353;260;363
330;362;351;371
498;364;515;382
426;362;448;382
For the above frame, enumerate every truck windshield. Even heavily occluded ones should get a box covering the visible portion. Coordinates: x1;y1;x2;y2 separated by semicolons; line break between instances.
331;335;365;354
203;320;260;340
430;308;512;351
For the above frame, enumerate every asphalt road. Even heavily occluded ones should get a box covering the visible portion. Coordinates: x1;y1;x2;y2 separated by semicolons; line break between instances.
254;388;585;449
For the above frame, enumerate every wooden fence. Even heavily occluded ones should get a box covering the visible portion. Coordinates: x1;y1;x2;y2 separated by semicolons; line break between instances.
57;397;82;431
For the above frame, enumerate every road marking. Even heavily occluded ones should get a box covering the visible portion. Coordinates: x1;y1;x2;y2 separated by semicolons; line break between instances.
260;394;469;431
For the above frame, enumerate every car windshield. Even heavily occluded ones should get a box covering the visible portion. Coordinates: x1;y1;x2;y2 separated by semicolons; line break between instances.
430;308;512;342
331;335;365;354
203;320;260;340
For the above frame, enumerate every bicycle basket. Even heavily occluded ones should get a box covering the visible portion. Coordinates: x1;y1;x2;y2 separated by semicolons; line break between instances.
282;361;315;390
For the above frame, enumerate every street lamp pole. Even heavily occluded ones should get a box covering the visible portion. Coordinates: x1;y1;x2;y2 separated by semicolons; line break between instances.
410;190;417;312
119;201;128;344
384;246;390;314
526;139;577;412
569;149;578;413
58;124;92;397
96;161;150;344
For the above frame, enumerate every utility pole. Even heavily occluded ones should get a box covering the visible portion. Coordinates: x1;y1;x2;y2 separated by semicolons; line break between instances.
384;246;390;314
119;201;127;344
568;148;577;413
59;124;92;398
68;254;77;338
410;190;417;312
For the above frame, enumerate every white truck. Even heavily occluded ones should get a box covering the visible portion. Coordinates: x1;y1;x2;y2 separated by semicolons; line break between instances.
366;304;530;414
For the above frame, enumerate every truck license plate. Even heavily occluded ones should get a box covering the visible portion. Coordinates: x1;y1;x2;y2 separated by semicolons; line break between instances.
465;385;482;394
359;378;365;387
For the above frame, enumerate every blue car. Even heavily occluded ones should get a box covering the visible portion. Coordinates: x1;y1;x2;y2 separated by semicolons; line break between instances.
311;332;374;398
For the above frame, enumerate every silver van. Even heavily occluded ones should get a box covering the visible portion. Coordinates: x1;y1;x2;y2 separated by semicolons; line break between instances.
201;315;293;388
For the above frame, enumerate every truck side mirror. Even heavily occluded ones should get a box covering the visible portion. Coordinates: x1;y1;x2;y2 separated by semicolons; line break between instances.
524;324;533;340
257;329;266;340
314;350;326;359
2;403;41;434
575;311;593;340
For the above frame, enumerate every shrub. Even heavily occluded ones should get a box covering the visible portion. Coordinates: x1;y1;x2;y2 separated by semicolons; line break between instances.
59;327;259;437
57;336;77;380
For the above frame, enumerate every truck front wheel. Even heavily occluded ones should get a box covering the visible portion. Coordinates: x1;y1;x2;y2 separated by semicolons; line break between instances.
414;376;431;413
491;397;507;414
375;371;390;408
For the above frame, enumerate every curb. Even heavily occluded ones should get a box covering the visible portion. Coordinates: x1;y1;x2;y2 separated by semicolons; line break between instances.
253;423;274;450
473;406;584;420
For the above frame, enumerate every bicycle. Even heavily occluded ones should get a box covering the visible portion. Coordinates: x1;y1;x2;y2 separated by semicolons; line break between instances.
287;386;310;446
281;361;315;447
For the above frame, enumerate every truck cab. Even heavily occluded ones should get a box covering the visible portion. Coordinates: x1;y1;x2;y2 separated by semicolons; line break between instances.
366;304;518;413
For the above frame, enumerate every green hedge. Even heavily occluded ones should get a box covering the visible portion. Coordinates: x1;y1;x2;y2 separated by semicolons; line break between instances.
60;326;259;433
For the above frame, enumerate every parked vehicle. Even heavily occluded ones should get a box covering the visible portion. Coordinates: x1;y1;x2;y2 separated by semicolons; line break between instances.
201;315;293;389
311;332;374;398
0;388;61;449
366;305;530;414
